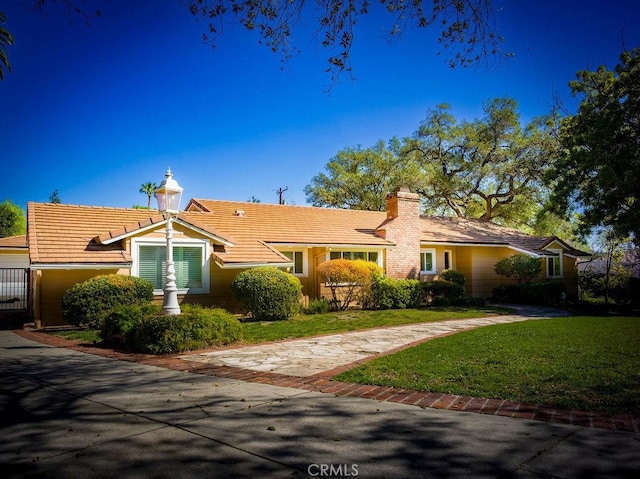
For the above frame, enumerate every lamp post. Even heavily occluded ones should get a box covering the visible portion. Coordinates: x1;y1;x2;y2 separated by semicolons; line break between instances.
155;168;183;315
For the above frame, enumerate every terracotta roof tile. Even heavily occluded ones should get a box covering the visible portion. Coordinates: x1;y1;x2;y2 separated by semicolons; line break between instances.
27;203;161;265
27;199;589;267
185;199;394;266
0;234;27;248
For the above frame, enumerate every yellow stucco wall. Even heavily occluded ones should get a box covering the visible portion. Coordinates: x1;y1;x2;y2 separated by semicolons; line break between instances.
36;268;124;327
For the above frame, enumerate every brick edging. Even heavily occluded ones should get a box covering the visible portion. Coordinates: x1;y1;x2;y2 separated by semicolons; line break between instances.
13;329;639;433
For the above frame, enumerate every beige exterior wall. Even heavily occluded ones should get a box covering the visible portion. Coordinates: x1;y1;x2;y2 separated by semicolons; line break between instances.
36;268;124;327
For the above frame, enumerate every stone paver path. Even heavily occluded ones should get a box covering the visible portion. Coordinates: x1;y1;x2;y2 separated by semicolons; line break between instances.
180;307;568;377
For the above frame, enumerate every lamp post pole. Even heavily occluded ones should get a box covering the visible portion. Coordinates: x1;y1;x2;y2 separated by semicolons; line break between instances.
155;168;183;315
162;214;180;315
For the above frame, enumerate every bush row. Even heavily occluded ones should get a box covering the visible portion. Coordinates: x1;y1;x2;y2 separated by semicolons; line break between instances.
101;303;243;354
368;274;484;309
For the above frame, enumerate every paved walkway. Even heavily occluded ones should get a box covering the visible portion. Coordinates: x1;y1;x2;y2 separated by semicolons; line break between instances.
179;305;568;377
15;305;639;433
4;311;640;478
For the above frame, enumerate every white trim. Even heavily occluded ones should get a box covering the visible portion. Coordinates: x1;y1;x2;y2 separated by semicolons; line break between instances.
0;247;28;252
443;249;452;270
325;249;384;268
131;237;210;295
545;248;563;278
277;248;309;277
420;242;552;258
100;222;164;245
100;217;234;247
173;218;235;246
215;261;290;269
268;242;395;249
420;248;437;274
30;263;131;270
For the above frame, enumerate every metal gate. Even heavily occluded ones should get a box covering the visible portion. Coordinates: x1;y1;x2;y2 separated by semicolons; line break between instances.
0;268;28;311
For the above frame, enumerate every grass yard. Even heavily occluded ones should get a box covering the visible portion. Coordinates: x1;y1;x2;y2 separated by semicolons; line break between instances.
240;306;508;343
335;316;640;414
46;306;507;346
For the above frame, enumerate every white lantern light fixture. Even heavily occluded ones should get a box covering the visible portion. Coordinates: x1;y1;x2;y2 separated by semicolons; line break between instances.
155;168;183;315
155;168;183;214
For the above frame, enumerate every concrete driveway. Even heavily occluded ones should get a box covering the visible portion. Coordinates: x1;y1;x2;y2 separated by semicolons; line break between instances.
1;327;639;478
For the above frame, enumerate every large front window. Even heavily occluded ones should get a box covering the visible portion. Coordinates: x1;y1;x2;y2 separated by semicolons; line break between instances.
329;251;380;264
134;240;209;294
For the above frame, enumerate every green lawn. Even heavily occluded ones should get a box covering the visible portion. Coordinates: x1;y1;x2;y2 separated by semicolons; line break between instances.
46;306;507;345
335;316;640;414
240;306;508;343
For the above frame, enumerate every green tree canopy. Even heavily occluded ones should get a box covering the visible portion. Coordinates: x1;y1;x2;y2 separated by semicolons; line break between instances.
551;48;640;242
305;139;420;210
139;182;158;209
405;99;559;229
49;189;61;204
306;99;560;233
0;199;26;237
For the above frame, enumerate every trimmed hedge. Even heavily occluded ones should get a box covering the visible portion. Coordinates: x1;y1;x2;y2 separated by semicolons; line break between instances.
62;275;154;329
440;269;466;286
423;280;465;306
231;267;302;320
370;275;423;310
492;282;567;306
101;303;242;354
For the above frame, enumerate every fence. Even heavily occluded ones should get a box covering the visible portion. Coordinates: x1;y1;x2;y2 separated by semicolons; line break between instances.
0;268;28;311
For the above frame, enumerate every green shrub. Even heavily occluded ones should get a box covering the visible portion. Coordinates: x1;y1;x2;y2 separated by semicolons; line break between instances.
101;303;242;354
304;298;330;315
494;254;542;284
62;275;154;328
492;282;567;305
440;269;466;286
231;267;302;320
370;275;423;310
101;303;161;349
423;280;464;304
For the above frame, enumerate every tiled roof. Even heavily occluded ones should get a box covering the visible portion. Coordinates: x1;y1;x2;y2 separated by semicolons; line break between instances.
27;203;162;265
186;199;394;266
419;216;590;257
0;235;27;248
27;199;589;267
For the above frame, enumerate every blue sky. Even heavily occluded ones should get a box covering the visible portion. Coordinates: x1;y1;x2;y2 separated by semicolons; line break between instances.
1;1;639;212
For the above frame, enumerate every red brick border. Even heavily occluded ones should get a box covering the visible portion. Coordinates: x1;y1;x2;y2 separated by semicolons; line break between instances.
13;329;639;433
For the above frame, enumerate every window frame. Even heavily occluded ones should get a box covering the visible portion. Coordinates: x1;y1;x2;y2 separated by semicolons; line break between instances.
546;248;563;279
132;237;210;295
420;248;437;274
278;249;308;277
325;249;383;267
443;249;452;271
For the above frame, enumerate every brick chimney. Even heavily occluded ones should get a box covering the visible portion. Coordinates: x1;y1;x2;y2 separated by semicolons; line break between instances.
378;188;421;279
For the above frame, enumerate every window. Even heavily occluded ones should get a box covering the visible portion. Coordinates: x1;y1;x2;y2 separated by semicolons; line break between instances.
420;248;436;274
328;250;380;265
546;249;563;278
280;250;306;276
444;250;452;270
134;239;209;294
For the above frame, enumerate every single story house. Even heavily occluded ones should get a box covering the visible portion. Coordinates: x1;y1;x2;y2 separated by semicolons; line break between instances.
24;189;589;327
